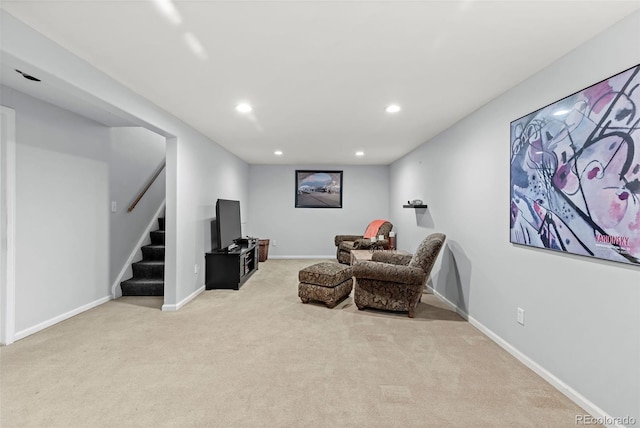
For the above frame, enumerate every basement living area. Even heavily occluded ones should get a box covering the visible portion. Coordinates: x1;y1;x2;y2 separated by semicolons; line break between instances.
1;4;639;428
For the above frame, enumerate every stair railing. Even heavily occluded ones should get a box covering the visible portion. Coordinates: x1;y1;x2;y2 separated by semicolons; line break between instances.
128;159;166;213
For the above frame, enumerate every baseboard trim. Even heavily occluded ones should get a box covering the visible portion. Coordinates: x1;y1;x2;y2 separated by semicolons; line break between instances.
111;200;166;298
14;295;112;341
425;286;621;427
162;285;204;312
424;285;469;320
268;255;335;260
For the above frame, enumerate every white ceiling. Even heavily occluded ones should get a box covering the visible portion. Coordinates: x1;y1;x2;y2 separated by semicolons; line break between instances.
1;54;141;128
2;1;639;165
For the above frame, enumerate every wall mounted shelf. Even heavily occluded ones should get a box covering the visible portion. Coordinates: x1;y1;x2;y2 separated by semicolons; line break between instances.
403;204;428;209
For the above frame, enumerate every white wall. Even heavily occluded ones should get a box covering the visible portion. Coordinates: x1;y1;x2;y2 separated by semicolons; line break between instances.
1;86;111;335
109;127;166;292
248;165;389;257
389;12;640;423
1;12;250;310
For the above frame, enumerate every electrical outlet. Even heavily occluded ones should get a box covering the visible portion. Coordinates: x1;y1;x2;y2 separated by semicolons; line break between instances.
111;201;117;212
194;264;199;275
517;307;525;325
272;240;277;247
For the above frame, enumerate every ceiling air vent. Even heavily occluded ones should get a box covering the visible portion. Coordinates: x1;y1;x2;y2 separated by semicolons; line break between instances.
15;69;41;82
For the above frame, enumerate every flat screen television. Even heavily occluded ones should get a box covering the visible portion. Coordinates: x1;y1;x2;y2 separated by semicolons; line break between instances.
216;199;242;251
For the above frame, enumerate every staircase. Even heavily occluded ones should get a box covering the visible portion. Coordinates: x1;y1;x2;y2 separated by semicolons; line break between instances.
120;217;165;296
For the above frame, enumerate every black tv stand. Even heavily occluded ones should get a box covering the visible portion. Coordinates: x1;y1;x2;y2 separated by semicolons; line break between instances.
205;239;258;290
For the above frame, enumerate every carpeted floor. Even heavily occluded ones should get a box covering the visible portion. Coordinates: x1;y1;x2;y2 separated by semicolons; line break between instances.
1;259;596;427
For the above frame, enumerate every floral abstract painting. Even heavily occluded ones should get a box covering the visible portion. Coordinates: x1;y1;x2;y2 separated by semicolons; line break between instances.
510;64;640;265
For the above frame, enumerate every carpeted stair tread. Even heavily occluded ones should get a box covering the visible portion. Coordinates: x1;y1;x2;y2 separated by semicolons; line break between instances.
120;278;164;296
141;244;165;261
121;217;166;296
132;260;164;280
121;278;164;285
132;260;165;266
150;230;165;245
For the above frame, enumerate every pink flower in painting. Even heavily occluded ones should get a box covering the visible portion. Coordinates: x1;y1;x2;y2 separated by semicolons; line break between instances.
630;209;640;232
587;167;600;180
584;81;614;114
553;164;571;189
607;199;626;224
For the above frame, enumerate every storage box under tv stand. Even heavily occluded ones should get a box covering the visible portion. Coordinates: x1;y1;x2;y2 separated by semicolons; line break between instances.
205;240;258;290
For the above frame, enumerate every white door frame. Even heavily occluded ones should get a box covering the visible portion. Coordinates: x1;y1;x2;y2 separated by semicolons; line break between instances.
1;105;16;345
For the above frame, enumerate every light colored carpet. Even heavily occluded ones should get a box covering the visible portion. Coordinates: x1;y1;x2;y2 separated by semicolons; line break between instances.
1;259;596;427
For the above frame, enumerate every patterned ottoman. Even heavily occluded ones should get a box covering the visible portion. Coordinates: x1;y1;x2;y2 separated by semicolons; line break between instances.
298;262;353;308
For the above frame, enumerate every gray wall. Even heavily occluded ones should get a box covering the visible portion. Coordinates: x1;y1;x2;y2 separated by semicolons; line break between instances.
2;12;250;310
1;86;111;334
173;129;249;300
389;12;640;422
248;165;389;257
109;127;166;292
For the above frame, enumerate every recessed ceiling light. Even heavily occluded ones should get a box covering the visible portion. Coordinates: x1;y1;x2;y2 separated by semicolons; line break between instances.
355;151;364;157
236;103;252;113
385;104;401;113
274;150;283;156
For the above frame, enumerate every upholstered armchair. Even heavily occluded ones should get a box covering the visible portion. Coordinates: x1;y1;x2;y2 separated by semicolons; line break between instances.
334;220;393;264
352;233;446;318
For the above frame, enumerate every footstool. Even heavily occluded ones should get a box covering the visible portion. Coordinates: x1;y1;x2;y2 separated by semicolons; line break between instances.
298;262;353;308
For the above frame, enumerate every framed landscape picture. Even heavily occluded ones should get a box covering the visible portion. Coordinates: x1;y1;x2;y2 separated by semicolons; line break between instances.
510;64;640;266
295;170;343;208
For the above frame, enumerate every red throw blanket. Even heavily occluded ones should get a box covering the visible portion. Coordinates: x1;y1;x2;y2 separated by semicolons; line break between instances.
363;219;388;238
